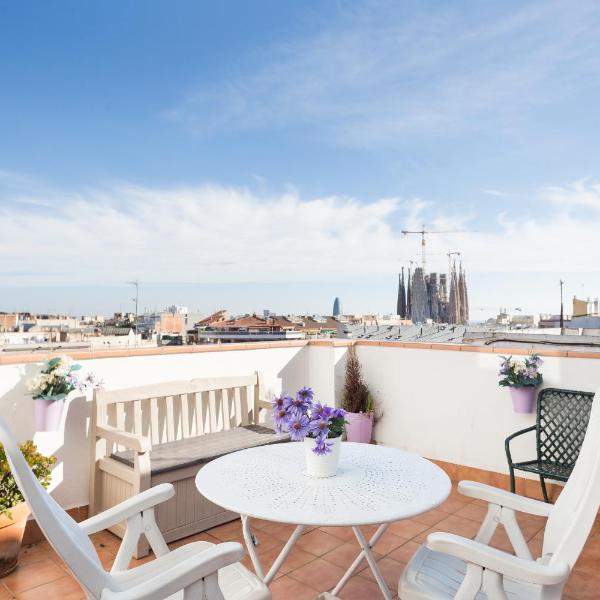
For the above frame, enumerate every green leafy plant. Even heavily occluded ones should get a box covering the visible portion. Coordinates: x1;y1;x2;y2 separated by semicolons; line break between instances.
342;345;373;413
0;441;55;518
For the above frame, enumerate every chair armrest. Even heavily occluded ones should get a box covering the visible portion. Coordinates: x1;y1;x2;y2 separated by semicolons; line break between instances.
102;542;244;600
505;424;536;464
458;481;553;517
505;424;536;445
80;484;175;534
96;425;151;453
427;532;569;586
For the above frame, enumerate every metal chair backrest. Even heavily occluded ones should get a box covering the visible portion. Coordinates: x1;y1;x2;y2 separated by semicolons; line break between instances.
536;388;593;467
543;387;600;568
0;416;110;598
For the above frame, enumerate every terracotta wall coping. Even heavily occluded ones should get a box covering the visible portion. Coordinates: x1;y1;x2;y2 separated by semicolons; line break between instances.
1;338;599;365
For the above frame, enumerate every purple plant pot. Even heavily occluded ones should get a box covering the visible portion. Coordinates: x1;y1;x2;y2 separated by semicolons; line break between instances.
34;398;65;431
345;411;374;443
510;387;536;414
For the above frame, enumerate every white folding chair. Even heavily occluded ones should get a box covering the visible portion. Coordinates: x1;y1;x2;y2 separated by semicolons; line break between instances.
399;387;600;600
0;416;270;600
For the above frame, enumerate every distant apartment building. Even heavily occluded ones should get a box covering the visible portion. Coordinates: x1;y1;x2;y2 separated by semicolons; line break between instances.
194;314;302;343
0;313;18;332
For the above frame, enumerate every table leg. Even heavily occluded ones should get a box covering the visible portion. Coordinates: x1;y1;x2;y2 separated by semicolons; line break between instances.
331;524;393;600
240;515;306;586
241;514;264;580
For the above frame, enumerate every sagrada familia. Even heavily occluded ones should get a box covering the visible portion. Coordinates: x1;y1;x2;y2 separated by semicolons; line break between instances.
396;264;469;324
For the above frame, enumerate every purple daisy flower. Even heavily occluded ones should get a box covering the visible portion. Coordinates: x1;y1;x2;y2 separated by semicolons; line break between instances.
271;394;287;411
297;386;314;403
285;393;312;416
287;414;310;441
312;435;332;455
311;403;334;419
272;408;288;433
308;416;330;438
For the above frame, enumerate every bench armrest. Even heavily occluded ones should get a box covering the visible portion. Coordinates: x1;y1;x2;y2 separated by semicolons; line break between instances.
427;532;569;586
458;481;553;517
96;425;151;453
80;484;175;534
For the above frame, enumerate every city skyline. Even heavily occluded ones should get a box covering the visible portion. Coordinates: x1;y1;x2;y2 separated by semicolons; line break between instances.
2;1;600;317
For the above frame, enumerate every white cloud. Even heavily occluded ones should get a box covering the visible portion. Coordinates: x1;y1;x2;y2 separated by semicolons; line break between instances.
1;178;600;288
163;1;600;147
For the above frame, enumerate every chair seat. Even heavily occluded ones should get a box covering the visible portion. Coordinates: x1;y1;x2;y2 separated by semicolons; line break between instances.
111;425;289;475
109;541;271;600
398;544;542;600
512;460;573;481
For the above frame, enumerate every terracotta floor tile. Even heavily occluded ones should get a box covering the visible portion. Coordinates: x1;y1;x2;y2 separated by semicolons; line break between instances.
288;557;348;591
254;541;316;575
337;574;384;599
318;526;356;542
437;496;472;514
453;502;488;523
296;529;341;556
0;583;12;600
206;518;243;541
358;555;406;590
371;529;406;555
16;575;85;600
414;515;482;544
388;540;422;564
387;519;430;540
2;558;65;595
321;541;382;571
269;575;319;600
256;521;300;543
411;508;448;527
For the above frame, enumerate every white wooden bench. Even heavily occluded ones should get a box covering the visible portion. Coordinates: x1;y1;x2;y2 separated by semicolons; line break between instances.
89;372;286;557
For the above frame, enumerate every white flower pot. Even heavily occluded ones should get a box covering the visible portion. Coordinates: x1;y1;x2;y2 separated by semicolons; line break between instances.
304;436;341;478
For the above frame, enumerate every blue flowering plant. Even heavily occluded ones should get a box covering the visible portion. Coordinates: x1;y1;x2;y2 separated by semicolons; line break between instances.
271;387;347;455
498;353;543;388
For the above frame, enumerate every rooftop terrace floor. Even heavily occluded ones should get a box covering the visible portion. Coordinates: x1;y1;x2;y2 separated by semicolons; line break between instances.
2;481;598;600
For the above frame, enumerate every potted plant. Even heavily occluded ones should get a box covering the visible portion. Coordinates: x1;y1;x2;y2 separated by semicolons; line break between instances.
26;355;100;431
0;440;55;576
498;353;543;413
271;387;346;478
341;345;375;443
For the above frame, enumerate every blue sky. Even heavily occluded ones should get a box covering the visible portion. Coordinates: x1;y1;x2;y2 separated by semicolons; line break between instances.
1;0;600;318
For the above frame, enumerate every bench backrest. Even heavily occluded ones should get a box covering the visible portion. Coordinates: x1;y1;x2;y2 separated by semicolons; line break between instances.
93;372;270;451
536;388;594;466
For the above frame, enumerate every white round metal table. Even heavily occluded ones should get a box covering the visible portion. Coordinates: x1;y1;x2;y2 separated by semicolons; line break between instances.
196;442;451;599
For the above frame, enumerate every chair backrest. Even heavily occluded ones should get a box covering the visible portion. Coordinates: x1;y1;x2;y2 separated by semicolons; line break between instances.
93;373;267;452
0;416;110;598
536;388;594;467
543;387;600;568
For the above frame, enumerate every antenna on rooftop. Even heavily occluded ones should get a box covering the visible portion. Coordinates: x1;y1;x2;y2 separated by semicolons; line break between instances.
127;280;140;347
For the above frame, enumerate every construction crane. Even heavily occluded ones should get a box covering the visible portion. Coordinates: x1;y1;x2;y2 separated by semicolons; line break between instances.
401;225;472;272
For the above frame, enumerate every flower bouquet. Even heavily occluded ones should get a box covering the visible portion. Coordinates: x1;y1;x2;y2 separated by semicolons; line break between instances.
26;355;102;431
498;353;543;413
271;387;346;477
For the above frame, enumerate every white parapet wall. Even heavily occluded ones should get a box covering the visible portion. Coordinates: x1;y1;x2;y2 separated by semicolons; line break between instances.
356;343;600;476
1;340;599;511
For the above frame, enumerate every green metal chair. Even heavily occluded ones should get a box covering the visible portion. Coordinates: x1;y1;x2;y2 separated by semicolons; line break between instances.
505;387;594;502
